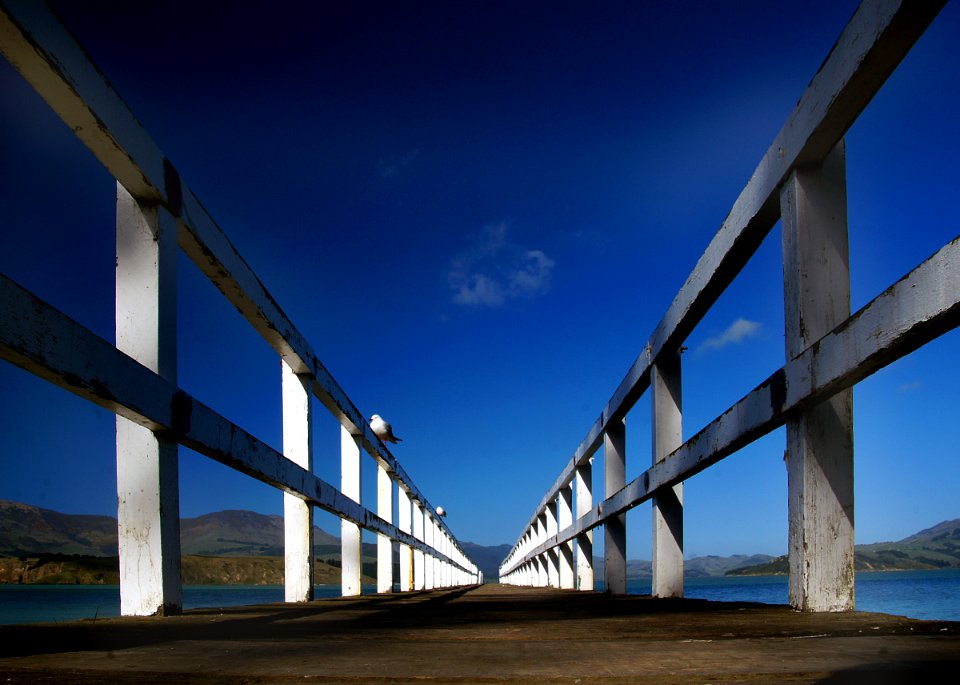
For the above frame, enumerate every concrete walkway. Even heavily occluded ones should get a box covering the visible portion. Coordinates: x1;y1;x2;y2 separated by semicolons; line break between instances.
2;584;959;683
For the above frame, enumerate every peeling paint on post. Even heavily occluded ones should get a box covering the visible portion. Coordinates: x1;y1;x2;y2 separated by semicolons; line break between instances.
377;464;393;593
604;419;626;594
340;426;362;597
413;502;425;590
781;140;854;612
282;362;314;602
397;487;413;591
545;499;560;588
652;351;683;598
575;462;593;591
558;483;575;589
115;183;181;616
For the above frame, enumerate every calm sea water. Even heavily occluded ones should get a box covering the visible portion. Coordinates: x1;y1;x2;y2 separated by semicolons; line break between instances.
2;572;958;625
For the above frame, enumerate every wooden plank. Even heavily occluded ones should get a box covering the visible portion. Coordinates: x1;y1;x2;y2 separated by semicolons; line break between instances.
0;0;461;558
504;234;960;572
781;143;854;612
0;274;474;576
502;0;946;570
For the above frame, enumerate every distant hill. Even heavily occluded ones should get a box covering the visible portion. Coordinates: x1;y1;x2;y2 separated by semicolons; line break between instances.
6;501;959;582
728;519;960;575
0;500;117;557
591;554;775;579
0;554;351;585
0;501;339;558
180;509;339;556
462;541;512;581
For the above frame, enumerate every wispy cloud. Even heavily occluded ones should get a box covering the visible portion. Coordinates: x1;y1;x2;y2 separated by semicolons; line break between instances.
447;223;555;308
697;317;762;354
898;380;923;393
377;149;420;179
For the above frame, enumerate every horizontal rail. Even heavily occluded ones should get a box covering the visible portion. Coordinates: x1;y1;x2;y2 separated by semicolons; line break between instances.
0;274;475;577
502;234;960;574
506;0;947;563
0;0;462;556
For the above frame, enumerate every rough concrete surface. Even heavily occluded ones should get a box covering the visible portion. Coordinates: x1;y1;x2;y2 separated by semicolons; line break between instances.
1;584;958;683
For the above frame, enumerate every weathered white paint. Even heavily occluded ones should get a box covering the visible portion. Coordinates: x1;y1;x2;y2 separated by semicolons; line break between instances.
781;141;854;612
397;487;413;592
652;352;683;598
604;419;626;594
575;462;593;591
558;484;575;589
115;184;181;617
282;361;314;602
377;464;393;593
341;426;363;597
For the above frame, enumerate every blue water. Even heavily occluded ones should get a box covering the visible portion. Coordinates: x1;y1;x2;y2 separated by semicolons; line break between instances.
0;583;374;626
623;569;960;621
2;572;958;625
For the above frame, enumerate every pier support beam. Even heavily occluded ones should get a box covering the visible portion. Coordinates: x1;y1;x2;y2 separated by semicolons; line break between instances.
398;488;413;592
546;499;560;588
558;483;575;589
781;140;854;612
282;362;314;602
115;183;181;617
424;514;435;590
377;464;393;593
604;419;627;594
340;426;363;597
652;351;683;598
575;462;594;591
413;502;425;590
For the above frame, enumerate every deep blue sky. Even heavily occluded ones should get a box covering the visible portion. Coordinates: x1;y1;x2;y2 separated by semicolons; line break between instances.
1;1;958;557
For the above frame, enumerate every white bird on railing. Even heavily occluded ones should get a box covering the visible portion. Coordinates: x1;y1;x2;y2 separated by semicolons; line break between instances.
370;414;402;443
436;506;447;517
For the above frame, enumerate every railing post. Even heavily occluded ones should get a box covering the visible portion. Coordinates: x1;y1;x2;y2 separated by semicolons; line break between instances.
558;482;575;589
575;462;593;591
397;487;413;591
377;464;393;593
780;140;854;612
340;426;363;597
536;513;549;587
413;501;425;590
652;351;683;597
115;183;181;616
432;521;442;587
282;362;314;602
604;419;627;594
545;499;560;587
424;514;435;590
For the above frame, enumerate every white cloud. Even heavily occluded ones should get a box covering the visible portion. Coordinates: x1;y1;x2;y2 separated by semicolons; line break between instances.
447;223;555;308
377;149;420;179
697;317;762;354
898;380;923;393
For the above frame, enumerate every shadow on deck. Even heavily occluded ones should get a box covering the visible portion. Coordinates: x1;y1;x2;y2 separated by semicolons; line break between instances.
1;583;958;684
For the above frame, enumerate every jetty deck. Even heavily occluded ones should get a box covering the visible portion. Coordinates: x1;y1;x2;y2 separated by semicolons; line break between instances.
2;584;958;684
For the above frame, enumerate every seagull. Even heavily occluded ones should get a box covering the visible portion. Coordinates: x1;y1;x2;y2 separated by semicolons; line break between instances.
370;414;402;443
436;506;447;517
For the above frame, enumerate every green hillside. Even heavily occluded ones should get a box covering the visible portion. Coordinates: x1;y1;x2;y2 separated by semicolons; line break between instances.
728;520;960;575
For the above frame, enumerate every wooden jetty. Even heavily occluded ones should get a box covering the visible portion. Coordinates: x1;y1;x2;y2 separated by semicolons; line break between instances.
2;584;959;684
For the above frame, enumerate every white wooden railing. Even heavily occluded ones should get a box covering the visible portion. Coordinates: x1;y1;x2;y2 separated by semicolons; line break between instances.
0;0;480;616
499;0;957;612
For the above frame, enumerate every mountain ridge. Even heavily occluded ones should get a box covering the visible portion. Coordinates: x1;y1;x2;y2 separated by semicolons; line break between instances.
3;501;958;581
